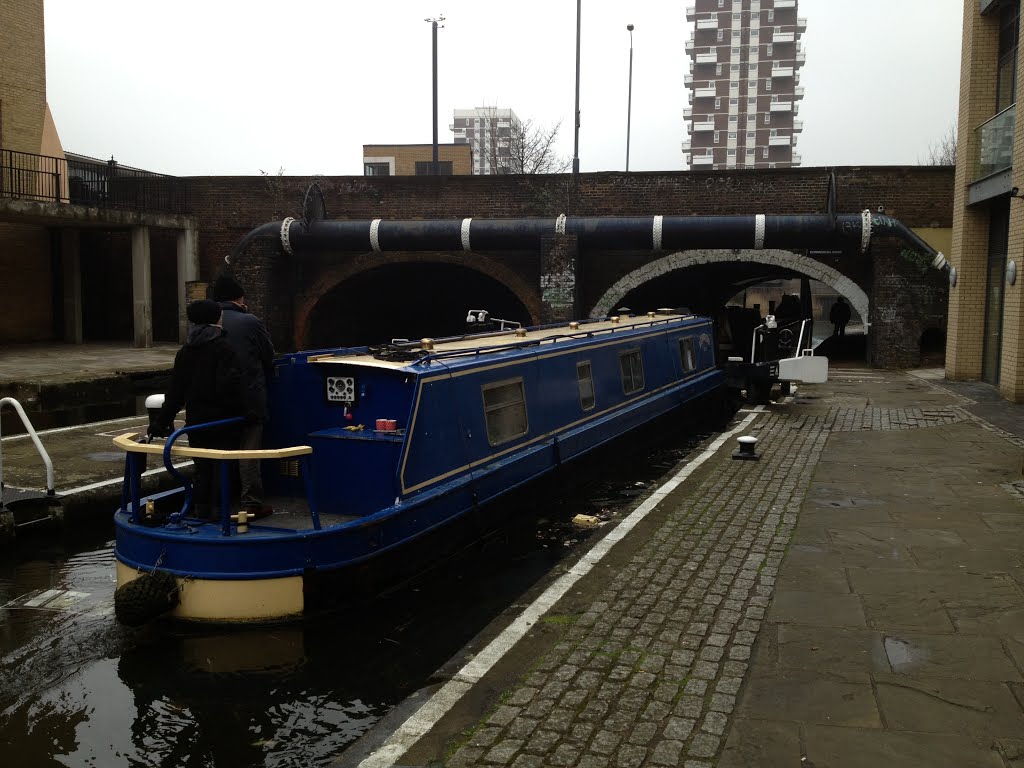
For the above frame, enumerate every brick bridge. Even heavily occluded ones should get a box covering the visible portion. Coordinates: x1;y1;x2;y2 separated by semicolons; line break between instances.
189;166;952;367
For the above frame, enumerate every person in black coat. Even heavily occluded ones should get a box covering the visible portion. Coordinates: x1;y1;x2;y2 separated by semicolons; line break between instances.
150;300;249;520
211;274;276;517
829;296;852;336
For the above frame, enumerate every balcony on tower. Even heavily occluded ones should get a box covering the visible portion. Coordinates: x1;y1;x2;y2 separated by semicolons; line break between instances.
770;101;793;112
697;17;718;30
792;153;802;163
769;135;792;146
775;0;796;7
774;31;795;43
795;86;805;98
796;49;806;64
794;119;804;131
797;17;807;31
691;155;714;166
693;121;716;132
686;5;696;20
685;74;694;86
695;86;717;98
771;66;794;78
684;107;693;118
685;38;694;53
696;52;718;64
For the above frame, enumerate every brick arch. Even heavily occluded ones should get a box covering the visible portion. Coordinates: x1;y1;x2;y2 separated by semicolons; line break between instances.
294;252;544;349
589;249;870;325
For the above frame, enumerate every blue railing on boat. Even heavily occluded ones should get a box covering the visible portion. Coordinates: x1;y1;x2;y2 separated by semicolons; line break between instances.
113;425;319;535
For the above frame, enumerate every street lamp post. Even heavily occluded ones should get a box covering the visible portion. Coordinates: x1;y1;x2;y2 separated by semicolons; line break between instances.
425;16;445;174
626;24;634;172
572;0;581;178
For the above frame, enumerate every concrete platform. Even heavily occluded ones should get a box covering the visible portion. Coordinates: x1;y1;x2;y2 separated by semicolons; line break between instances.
334;367;1024;768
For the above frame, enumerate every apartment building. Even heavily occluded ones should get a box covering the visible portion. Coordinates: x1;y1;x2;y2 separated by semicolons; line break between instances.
948;0;1024;400
451;107;520;175
682;0;806;170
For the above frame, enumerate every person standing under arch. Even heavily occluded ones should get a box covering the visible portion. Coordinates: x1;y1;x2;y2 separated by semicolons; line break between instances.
830;296;852;336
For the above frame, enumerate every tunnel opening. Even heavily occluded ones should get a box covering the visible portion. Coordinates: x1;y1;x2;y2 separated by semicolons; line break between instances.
919;327;946;367
304;261;533;349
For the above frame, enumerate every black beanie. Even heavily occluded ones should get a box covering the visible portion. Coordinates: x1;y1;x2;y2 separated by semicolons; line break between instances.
212;274;245;302
187;299;222;325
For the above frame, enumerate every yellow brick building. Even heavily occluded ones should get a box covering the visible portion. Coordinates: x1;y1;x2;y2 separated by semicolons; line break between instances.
950;0;1024;400
362;144;473;176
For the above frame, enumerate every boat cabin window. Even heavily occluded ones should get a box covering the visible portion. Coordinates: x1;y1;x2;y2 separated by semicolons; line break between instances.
619;349;645;395
577;361;596;410
482;378;529;445
680;337;697;372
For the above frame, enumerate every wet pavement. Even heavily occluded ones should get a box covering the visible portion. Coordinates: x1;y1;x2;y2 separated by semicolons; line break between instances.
340;367;1024;768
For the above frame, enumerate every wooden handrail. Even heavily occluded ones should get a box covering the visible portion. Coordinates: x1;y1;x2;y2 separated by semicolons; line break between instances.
113;432;312;460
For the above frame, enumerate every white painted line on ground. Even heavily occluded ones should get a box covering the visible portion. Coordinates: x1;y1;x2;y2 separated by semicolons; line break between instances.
23;589;63;608
356;408;764;768
59;461;192;496
1;414;149;443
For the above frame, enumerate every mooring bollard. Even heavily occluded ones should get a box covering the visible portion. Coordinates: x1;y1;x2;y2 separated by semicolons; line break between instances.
732;435;760;461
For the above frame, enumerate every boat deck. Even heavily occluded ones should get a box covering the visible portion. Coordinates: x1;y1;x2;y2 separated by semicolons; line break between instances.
157;495;360;532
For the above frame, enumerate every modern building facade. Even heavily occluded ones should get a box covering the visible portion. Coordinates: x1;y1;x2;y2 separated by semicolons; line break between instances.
362;143;473;176
451;107;520;175
683;0;806;170
948;0;1024;400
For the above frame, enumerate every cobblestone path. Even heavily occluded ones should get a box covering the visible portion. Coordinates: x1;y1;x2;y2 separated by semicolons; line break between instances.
442;406;965;768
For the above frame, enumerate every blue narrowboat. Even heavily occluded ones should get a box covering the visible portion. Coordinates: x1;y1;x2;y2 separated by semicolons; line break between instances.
113;311;724;624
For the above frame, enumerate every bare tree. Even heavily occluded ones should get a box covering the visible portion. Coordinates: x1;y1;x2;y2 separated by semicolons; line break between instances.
921;122;957;166
471;106;571;175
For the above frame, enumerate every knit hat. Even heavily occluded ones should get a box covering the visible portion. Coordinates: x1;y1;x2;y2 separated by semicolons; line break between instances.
187;299;222;325
212;274;245;302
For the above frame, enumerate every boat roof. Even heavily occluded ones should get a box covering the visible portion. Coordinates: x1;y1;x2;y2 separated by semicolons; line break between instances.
305;313;709;372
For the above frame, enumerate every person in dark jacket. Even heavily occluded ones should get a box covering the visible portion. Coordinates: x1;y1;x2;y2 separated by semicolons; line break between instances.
829;296;852;336
150;300;248;520
211;273;276;517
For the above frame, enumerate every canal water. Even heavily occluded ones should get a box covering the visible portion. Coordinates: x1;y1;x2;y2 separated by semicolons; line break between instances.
0;410;724;767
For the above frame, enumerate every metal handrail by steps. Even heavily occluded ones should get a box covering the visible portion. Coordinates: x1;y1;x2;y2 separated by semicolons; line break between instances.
0;398;56;507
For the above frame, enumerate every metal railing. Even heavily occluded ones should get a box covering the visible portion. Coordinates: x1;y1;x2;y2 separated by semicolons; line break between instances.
0;398;56;506
0;148;190;214
975;105;1016;181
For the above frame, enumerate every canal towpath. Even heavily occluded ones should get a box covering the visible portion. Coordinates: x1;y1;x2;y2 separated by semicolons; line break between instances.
339;366;1024;768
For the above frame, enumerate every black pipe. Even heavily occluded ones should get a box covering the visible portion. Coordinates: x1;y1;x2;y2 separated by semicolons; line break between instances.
225;212;946;268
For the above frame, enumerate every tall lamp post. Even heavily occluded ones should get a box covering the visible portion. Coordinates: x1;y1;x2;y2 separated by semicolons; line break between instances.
572;0;581;178
626;24;634;172
425;16;445;174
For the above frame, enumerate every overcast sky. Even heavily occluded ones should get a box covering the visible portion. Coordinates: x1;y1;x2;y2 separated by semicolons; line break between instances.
43;0;962;177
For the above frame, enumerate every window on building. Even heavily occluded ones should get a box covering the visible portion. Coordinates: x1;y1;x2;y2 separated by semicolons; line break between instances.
767;44;773;55
714;131;721;143
729;97;739;105
765;79;772;91
770;128;778;136
577;362;595;411
717;29;724;41
768;9;774;21
482;378;529;445
747;131;755;139
415;161;453;175
764;113;771;124
727;149;737;156
730;80;739;87
747;97;756;106
619;350;645;395
751;29;759;37
731;63;740;71
732;46;741;54
763;147;769;158
733;12;740;20
717;63;724;75
728;131;737;139
746;147;755;154
364;163;390;176
748;79;758;90
718;0;724;6
679;338;697;372
715;97;722;108
729;115;739;122
998;0;1020;111
732;30;741;37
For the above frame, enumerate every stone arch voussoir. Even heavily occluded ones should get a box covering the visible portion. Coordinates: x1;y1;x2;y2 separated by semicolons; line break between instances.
589;249;870;325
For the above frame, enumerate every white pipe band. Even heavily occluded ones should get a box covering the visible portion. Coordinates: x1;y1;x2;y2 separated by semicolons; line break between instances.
369;219;382;253
461;218;472;251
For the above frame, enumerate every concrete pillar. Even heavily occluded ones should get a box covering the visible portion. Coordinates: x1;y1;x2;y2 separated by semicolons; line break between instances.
131;225;152;348
176;226;199;343
61;229;82;343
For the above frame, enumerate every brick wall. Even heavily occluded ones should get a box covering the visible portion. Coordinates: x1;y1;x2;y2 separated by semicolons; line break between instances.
0;0;46;153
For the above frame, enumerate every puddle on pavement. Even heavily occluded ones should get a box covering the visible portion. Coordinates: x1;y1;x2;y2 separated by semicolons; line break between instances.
884;636;928;669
